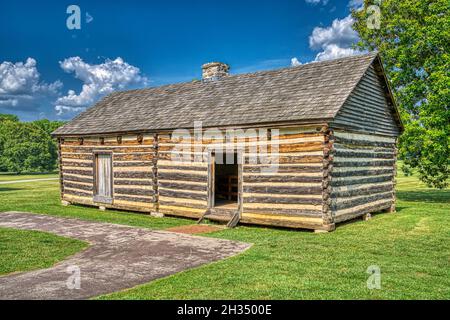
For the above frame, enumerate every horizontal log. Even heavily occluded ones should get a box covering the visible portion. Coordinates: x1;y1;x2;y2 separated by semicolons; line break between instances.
334;136;396;148
63;181;93;191
114;154;154;161
240;212;325;229
62;161;93;168
63;138;154;146
64;169;93;176
278;141;324;153
243;185;322;195
331;168;393;178
243;175;322;183
112;199;154;211
244;196;322;205
158;199;206;210
114;166;152;173
158;165;207;172
159;189;207;201
158;181;207;192
273;132;324;140
114;171;152;179
61;146;154;153
333;160;395;167
106;139;154;146
244;165;322;173
114;179;153;186
61;153;94;160
334;143;394;153
331;175;393;186
113;161;153;167
334;150;394;159
63;174;93;184
157;172;208;183
244;202;321;211
114;195;155;203
114;187;154;196
244;155;323;165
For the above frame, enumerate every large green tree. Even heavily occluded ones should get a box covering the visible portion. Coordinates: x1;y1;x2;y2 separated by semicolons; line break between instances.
0;115;65;173
352;0;449;188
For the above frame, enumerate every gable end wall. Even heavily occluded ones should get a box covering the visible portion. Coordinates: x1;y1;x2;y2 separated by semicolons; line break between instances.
332;64;401;136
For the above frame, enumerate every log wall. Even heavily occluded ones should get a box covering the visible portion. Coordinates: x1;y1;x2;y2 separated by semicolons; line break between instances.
60;135;156;212
329;130;397;223
157;133;209;218
156;126;329;229
58;125;399;230
240;126;327;230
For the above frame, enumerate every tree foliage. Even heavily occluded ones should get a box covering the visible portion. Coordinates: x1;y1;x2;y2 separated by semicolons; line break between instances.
0;115;65;173
0;114;19;122
352;0;449;188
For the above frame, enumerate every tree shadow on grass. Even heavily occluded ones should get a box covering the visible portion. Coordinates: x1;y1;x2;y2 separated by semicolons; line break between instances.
0;187;21;192
397;189;450;204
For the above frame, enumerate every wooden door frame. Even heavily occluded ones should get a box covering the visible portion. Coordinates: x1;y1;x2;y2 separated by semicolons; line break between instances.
207;149;243;217
207;151;215;210
237;149;244;218
93;150;114;204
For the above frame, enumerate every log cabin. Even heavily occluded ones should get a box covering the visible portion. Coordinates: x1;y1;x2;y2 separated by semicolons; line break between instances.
52;52;403;232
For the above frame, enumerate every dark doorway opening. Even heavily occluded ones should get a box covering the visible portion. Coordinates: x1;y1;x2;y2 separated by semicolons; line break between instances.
214;153;238;209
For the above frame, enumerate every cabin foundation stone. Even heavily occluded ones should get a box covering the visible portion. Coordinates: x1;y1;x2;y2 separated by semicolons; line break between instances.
61;200;70;207
150;211;165;218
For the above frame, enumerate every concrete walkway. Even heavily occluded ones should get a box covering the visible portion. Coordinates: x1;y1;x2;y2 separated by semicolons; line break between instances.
0;212;251;300
0;178;59;185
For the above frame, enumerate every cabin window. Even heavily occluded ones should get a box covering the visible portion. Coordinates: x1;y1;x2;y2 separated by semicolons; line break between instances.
93;152;113;204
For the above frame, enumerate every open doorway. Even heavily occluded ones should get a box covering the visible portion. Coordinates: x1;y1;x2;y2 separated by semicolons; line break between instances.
214;153;238;209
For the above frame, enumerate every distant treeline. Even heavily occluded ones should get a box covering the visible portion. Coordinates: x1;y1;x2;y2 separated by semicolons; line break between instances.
0;114;65;173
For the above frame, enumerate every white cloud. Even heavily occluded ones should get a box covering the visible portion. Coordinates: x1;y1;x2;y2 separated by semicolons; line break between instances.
309;16;359;50
290;57;302;67
314;44;361;61
0;58;61;110
55;57;148;115
309;15;363;61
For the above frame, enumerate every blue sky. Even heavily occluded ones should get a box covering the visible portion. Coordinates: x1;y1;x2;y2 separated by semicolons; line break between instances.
0;0;362;121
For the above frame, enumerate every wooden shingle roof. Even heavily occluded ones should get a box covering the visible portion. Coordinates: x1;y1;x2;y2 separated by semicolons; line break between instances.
53;53;382;136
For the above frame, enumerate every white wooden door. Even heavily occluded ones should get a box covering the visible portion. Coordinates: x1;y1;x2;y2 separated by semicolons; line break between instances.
95;153;112;202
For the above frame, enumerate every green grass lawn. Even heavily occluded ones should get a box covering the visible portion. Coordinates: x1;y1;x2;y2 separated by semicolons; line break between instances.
0;171;449;299
0;227;87;276
0;175;191;230
0;173;58;182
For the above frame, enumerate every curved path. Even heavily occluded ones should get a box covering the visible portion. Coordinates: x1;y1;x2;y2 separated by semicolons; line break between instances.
0;212;251;300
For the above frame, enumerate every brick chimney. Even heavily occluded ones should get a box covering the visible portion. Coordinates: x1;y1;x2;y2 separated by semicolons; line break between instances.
202;62;230;81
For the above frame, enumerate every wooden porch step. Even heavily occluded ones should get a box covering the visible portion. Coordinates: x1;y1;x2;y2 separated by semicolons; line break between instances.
204;213;233;223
